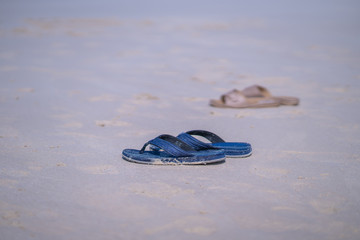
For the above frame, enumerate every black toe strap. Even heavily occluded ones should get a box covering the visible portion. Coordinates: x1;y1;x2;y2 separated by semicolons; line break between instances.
186;130;225;143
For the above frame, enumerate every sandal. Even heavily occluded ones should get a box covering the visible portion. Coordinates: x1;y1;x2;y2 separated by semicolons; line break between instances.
122;134;226;165
210;85;299;108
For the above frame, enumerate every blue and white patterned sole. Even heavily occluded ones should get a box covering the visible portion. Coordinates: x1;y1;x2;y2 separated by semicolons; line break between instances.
122;153;226;165
225;151;253;158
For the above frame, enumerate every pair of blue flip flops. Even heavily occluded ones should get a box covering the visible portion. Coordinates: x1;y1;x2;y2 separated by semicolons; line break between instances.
122;130;252;165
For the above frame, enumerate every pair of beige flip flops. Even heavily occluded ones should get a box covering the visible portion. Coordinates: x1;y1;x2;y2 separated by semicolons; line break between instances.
210;85;299;108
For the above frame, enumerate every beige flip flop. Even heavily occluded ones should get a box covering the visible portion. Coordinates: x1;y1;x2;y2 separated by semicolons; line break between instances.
210;85;299;108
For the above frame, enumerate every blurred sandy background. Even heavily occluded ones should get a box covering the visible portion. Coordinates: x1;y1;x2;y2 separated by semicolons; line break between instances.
1;1;360;239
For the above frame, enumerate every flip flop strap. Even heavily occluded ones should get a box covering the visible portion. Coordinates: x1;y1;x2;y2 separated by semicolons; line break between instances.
186;130;225;143
178;130;224;150
140;135;194;157
221;89;247;105
242;85;272;98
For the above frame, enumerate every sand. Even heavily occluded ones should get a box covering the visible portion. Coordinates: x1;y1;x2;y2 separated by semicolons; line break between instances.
1;1;360;239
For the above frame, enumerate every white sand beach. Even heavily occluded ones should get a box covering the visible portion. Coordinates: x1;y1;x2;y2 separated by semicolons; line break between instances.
1;0;360;239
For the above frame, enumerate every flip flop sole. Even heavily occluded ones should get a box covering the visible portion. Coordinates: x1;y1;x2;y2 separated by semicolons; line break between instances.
225;151;252;158
212;142;252;158
122;154;225;165
209;99;280;108
273;96;299;105
122;149;226;165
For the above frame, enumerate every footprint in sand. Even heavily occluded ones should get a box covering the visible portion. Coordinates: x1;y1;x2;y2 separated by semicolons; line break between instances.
133;93;159;102
18;88;35;93
78;165;119;175
88;94;117;102
95;120;131;127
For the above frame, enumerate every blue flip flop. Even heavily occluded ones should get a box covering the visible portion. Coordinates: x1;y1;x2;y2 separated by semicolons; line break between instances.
176;130;252;158
122;134;226;165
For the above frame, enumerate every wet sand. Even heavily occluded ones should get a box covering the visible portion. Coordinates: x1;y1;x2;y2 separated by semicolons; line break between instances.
1;1;360;239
